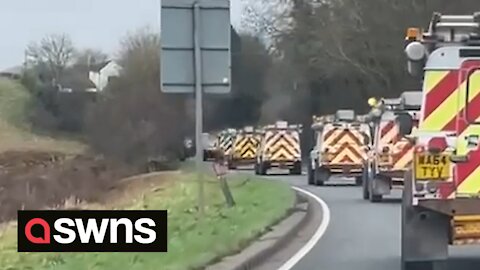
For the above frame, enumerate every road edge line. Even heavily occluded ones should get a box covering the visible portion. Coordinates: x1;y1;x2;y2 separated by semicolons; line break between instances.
205;184;308;270
277;186;331;270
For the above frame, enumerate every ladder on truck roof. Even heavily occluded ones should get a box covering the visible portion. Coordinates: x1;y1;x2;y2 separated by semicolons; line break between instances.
422;13;480;45
405;13;480;77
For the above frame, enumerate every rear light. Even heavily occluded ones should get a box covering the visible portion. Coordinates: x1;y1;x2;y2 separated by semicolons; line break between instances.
426;182;439;194
428;137;447;153
415;182;439;194
415;182;424;192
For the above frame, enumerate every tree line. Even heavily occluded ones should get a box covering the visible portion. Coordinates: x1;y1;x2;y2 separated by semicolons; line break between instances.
20;27;271;166
21;1;480;165
242;0;480;152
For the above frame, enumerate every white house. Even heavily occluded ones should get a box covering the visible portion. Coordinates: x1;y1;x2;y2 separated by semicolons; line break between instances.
0;66;23;80
88;60;122;92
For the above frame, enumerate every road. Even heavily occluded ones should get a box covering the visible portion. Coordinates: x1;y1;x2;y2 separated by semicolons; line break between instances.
261;172;480;270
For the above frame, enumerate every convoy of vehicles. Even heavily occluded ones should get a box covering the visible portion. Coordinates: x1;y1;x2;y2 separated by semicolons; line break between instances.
201;122;302;176
194;11;480;269
308;110;371;186
362;92;422;202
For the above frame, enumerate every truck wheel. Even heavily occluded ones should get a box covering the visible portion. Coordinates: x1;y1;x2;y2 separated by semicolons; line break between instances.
307;161;314;185
401;170;449;270
228;161;236;170
370;193;383;203
355;176;362;186
369;166;383;202
290;161;302;175
254;162;260;175
314;167;329;186
362;167;370;200
259;162;268;175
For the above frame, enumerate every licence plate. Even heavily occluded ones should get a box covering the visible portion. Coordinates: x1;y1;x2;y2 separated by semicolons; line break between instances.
414;154;451;180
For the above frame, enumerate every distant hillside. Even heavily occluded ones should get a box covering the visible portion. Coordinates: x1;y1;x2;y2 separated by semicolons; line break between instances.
0;78;85;153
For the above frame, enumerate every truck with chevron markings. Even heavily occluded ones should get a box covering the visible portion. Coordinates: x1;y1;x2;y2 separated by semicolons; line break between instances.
399;12;480;269
362;92;422;203
308;110;371;186
255;121;302;175
216;128;237;158
227;126;261;169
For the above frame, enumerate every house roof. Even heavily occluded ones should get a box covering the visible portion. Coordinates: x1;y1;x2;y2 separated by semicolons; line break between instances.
0;65;23;75
89;60;119;72
59;68;96;91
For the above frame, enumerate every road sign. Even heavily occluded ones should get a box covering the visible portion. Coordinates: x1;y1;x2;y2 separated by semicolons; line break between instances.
161;0;231;94
160;0;231;218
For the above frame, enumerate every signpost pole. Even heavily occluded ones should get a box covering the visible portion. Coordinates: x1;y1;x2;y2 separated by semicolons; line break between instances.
161;0;231;218
193;2;205;218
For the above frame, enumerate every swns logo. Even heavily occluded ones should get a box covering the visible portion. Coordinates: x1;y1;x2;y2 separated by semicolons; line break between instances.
18;210;167;252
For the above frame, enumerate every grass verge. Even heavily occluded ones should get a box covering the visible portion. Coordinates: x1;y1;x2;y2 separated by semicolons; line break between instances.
0;172;294;270
0;79;85;154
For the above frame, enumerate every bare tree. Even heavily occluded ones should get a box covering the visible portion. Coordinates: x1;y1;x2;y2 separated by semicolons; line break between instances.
74;49;109;68
26;34;75;83
240;0;293;48
266;0;480;118
118;26;160;84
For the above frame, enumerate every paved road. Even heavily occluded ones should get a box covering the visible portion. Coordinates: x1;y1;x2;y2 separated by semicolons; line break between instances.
263;172;480;270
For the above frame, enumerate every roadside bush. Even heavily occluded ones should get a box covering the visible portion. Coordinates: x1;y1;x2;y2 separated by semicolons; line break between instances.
84;28;189;168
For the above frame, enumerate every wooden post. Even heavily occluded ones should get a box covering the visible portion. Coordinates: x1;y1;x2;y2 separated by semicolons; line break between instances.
213;151;235;207
218;174;235;207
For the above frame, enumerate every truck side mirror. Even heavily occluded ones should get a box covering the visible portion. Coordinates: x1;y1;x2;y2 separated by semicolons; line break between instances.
396;113;413;136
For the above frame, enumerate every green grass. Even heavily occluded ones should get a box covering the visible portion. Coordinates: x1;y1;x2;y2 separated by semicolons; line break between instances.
0;79;84;154
0;173;294;270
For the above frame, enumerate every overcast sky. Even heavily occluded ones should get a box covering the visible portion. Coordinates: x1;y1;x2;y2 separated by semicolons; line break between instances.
0;0;243;70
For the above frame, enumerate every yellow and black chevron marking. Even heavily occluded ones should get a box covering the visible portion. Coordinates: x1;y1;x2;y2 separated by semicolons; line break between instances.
322;125;369;166
233;134;259;159
264;130;301;161
217;134;235;155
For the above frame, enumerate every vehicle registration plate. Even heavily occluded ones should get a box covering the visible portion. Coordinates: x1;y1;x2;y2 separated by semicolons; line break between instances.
414;154;451;180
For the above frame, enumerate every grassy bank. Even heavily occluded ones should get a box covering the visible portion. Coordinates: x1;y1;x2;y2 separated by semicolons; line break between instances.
0;79;84;154
0;172;294;270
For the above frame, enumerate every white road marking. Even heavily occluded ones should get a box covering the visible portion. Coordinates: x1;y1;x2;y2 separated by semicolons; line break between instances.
277;186;331;270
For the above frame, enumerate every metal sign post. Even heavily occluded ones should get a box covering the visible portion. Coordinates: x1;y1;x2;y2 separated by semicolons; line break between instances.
161;0;231;217
193;2;205;217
